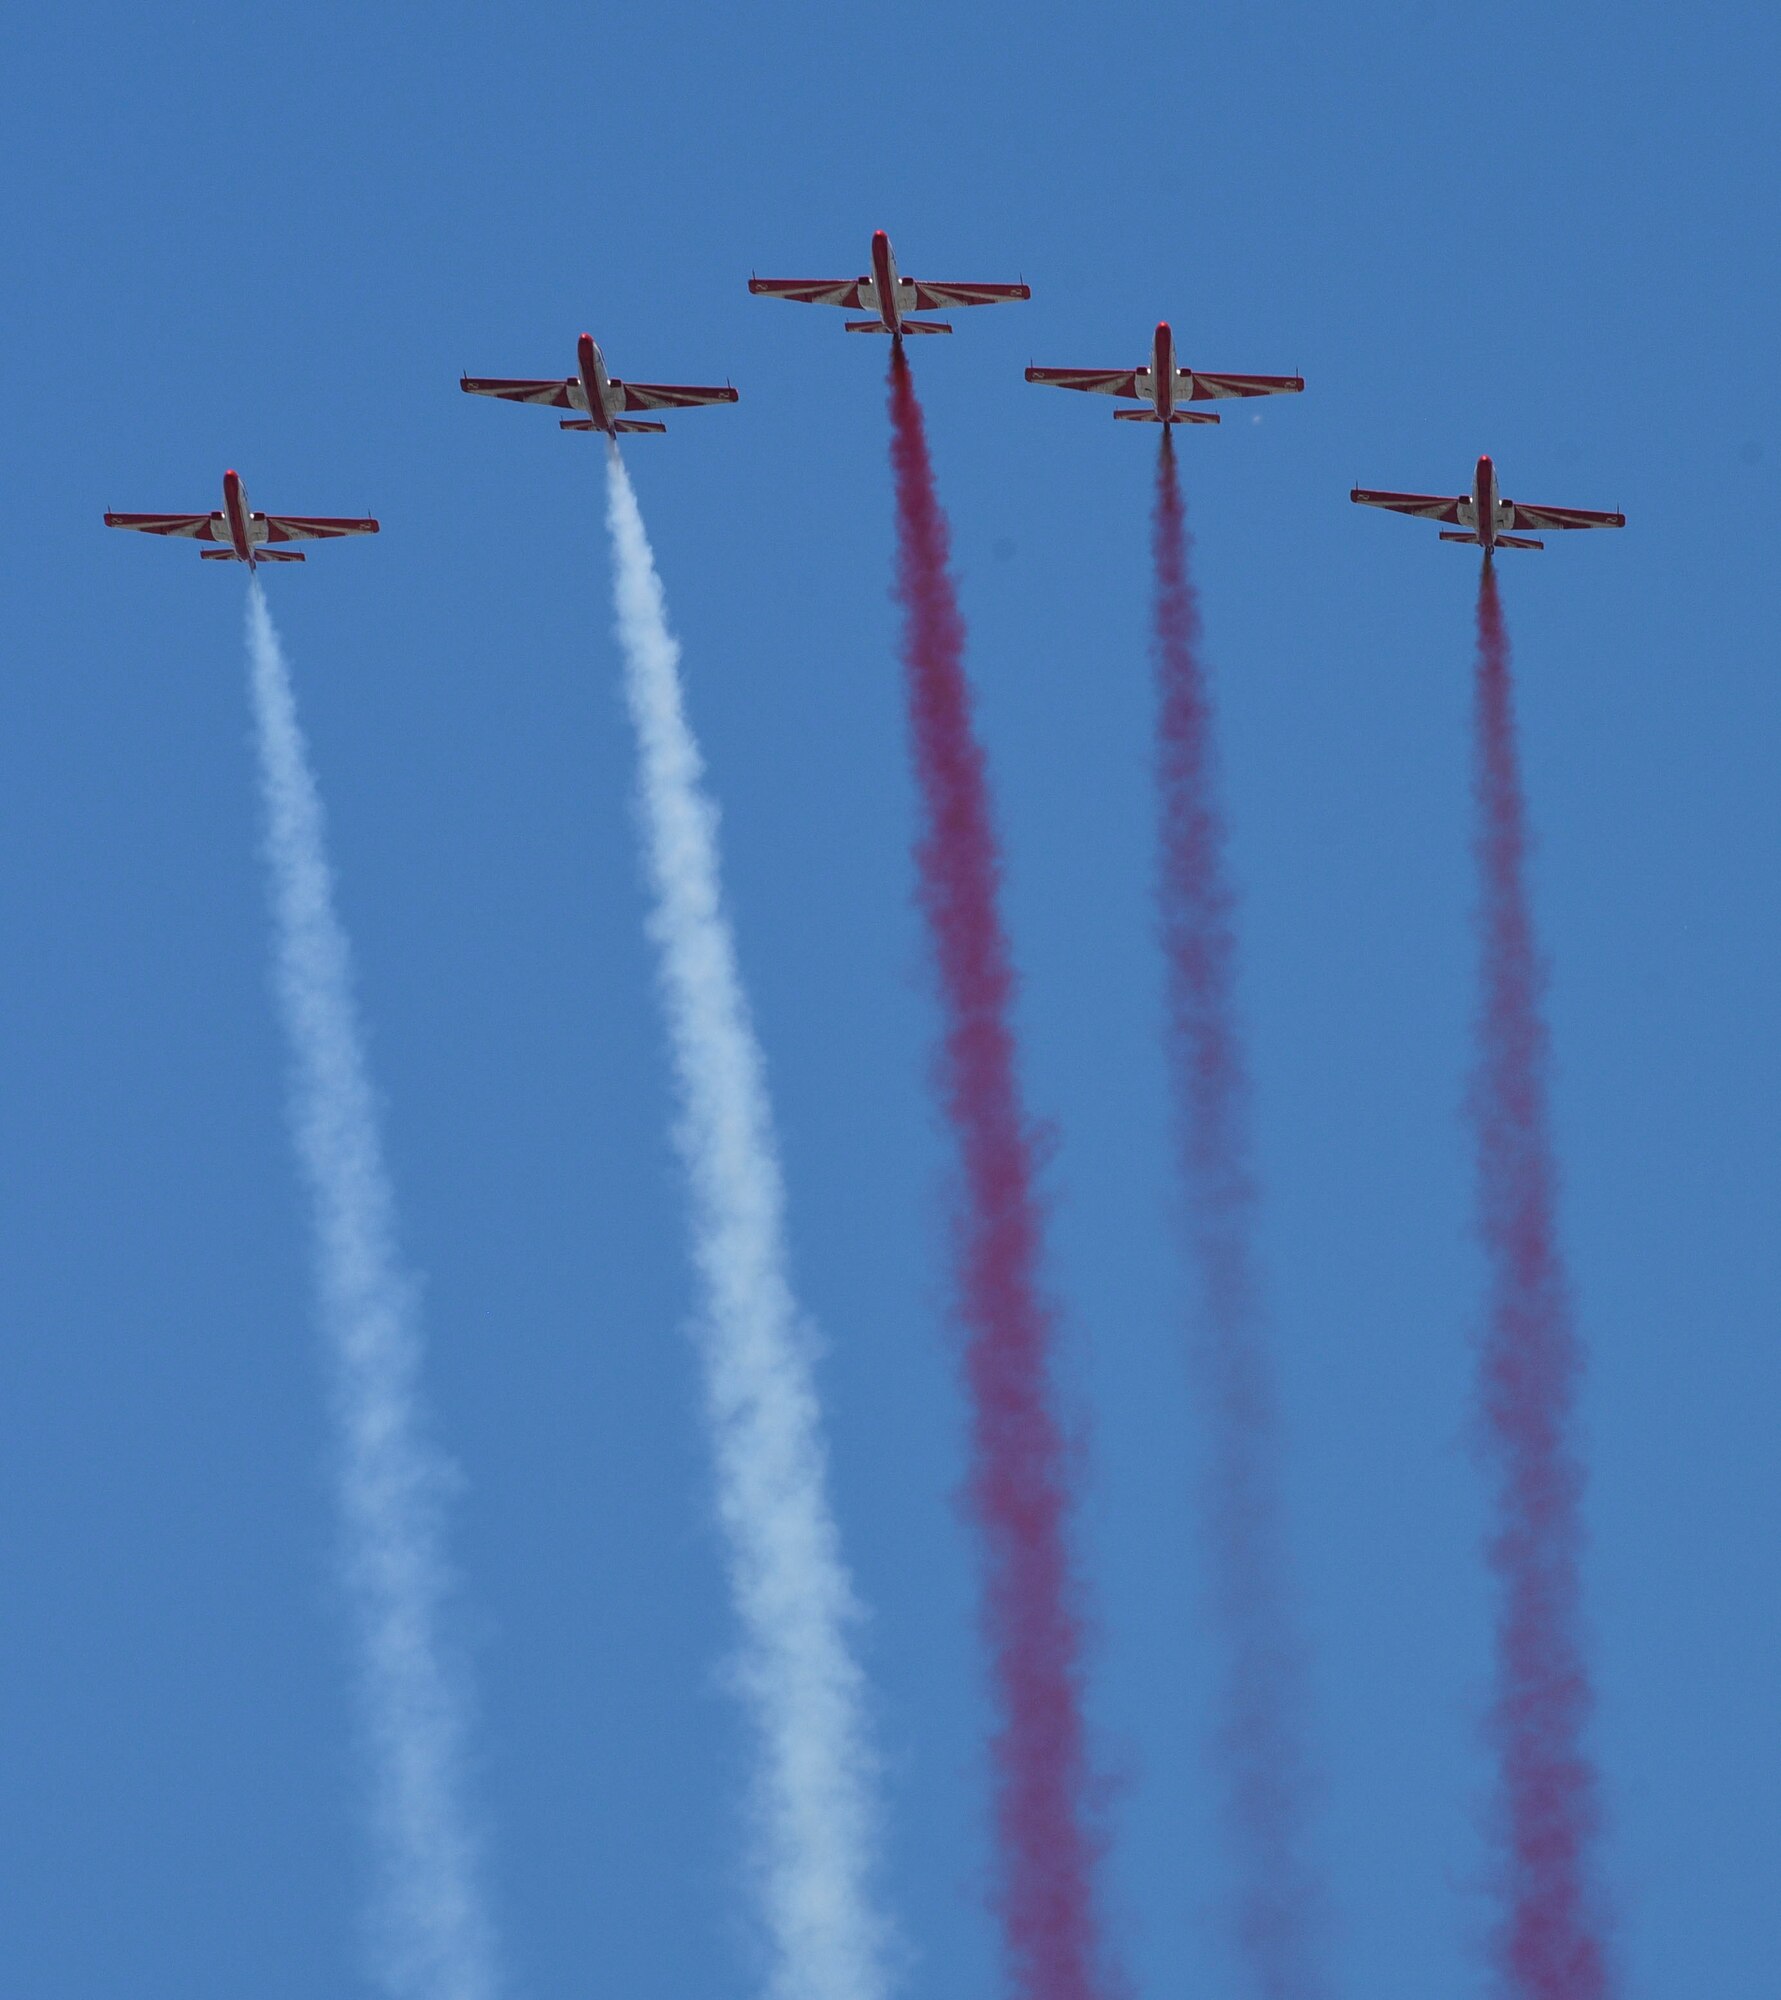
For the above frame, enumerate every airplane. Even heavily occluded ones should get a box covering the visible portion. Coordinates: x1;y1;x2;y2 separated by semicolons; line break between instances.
1351;456;1625;552
104;469;378;566
460;332;737;437
748;230;1029;336
1026;321;1303;423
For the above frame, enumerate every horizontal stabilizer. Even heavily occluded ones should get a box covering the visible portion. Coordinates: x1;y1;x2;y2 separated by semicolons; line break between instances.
1114;407;1220;424
560;419;599;431
843;318;955;335
255;548;307;562
1438;532;1485;545
612;419;668;435
1493;533;1545;550
199;549;237;560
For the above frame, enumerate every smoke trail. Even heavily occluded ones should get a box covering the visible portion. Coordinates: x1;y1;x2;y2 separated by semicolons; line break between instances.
1149;439;1325;2000
885;346;1111;2000
1469;564;1612;2000
245;584;496;2000
601;447;891;2000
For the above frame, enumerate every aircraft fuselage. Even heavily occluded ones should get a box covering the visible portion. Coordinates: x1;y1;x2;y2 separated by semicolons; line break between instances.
870;230;902;334
1459;454;1502;549
576;333;616;436
1152;322;1176;417
222;468;257;564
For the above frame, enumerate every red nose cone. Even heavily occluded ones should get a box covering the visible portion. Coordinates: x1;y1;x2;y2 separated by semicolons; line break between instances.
1156;321;1171;338
872;229;888;247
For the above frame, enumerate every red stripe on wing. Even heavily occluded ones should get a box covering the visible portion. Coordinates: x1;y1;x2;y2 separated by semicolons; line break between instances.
1351;490;1466;523
1024;367;1142;398
908;280;1030;310
615;381;741;411
262;516;380;542
747;278;871;308
1507;501;1625;532
104;512;221;539
460;377;580;408
1184;370;1305;400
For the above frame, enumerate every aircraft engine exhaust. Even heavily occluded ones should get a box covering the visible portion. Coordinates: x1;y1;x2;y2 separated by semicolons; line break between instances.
601;446;892;2000
245;585;496;2000
885;344;1114;2000
1468;564;1614;2000
1149;438;1327;2000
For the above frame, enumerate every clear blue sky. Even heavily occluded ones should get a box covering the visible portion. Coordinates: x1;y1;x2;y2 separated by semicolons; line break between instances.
3;6;1776;1998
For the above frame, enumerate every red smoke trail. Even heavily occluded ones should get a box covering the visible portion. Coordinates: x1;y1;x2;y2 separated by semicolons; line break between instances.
886;344;1111;2000
1151;438;1325;2000
1469;564;1612;2000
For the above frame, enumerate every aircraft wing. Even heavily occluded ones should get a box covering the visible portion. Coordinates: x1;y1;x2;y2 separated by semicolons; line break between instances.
1183;370;1305;400
1025;366;1143;398
614;380;740;412
904;278;1030;310
104;511;223;540
261;514;380;543
1350;488;1467;523
748;277;873;309
460;375;581;409
1505;498;1625;533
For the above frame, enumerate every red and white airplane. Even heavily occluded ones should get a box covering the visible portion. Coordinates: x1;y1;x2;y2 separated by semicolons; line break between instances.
1351;456;1625;552
1026;321;1303;423
748;230;1029;337
104;469;378;566
461;333;738;437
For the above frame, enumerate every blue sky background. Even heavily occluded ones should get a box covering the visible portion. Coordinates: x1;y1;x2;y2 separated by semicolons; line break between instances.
3;5;1777;1998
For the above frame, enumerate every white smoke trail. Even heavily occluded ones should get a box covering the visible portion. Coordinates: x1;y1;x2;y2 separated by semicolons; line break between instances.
602;447;892;2000
246;584;497;2000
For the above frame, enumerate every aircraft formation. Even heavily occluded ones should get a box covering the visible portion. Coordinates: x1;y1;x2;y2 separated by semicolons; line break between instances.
102;227;1626;558
91;226;1632;2000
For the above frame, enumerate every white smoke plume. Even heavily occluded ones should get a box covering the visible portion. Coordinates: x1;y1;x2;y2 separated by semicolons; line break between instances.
246;583;497;2000
602;447;892;2000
